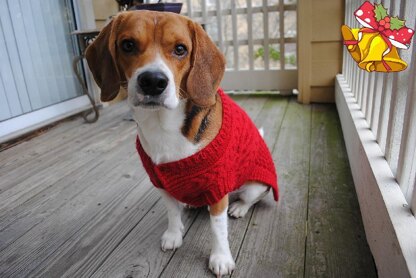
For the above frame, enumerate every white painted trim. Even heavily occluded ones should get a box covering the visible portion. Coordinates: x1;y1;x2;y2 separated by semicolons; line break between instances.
221;70;297;91
72;0;101;104
335;74;416;278
0;96;92;143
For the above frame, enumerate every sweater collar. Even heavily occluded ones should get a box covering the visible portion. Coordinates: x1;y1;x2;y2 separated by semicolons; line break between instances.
136;88;233;173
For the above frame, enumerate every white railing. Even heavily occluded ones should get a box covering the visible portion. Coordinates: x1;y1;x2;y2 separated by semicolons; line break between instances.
343;0;416;214
336;0;416;276
169;0;298;91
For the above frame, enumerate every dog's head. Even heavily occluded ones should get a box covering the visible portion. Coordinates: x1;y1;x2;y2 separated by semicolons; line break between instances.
85;11;225;109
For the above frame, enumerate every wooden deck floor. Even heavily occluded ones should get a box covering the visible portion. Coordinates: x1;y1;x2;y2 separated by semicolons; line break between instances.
0;95;377;277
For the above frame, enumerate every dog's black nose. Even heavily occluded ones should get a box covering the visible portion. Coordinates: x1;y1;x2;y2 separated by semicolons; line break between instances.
137;71;168;96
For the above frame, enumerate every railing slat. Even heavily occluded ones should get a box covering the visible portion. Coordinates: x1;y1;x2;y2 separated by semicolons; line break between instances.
215;0;223;52
411;177;416;215
384;0;409;176
279;0;285;69
397;0;416;201
370;73;383;135
361;72;368;113
365;73;374;123
353;66;359;100
376;74;392;154
186;0;192;18
231;0;238;70
247;0;254;70
263;0;270;70
358;70;365;109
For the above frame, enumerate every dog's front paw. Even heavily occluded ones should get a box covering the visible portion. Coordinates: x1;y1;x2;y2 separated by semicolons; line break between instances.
161;229;183;251
209;252;235;277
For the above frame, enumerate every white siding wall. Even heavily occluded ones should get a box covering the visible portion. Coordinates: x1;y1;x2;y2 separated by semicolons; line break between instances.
0;0;82;122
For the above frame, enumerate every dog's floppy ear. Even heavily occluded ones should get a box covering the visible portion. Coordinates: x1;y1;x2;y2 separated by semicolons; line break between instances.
186;22;226;107
85;16;124;102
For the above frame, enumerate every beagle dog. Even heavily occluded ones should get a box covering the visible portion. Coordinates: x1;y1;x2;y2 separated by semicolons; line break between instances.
86;11;278;277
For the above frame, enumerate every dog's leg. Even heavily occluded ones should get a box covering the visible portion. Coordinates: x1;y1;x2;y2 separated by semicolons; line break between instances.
209;195;235;276
159;189;184;251
228;182;269;218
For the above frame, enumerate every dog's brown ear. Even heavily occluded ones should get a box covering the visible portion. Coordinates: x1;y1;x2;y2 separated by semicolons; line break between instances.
186;22;226;107
85;17;124;102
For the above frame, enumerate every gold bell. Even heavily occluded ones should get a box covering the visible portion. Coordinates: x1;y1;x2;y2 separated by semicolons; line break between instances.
358;35;407;72
341;25;378;63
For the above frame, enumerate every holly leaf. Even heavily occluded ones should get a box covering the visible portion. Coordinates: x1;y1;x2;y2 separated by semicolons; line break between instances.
374;4;388;21
390;16;405;30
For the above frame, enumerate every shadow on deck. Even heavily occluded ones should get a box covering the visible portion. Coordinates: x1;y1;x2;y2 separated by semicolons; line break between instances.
0;95;377;277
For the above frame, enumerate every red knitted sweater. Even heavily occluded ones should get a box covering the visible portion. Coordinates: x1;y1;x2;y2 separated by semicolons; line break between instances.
136;89;278;207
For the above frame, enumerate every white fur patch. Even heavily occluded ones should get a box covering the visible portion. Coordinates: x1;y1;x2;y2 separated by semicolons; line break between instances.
209;208;235;276
159;189;184;251
133;101;199;164
128;55;199;164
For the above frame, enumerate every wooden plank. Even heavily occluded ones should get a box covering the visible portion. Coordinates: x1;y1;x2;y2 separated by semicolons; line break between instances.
89;200;199;278
0;122;139;251
0;110;136;216
0;149;149;277
28;180;159;277
159;96;289;277
231;98;311;277
0;100;128;181
305;104;376;277
0;103;131;187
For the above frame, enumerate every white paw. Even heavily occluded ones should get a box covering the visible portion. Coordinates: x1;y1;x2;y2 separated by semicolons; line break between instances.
228;200;250;218
161;229;183;251
209;252;235;276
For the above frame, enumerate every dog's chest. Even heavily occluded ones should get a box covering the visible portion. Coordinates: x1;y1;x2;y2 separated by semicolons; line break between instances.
133;103;200;165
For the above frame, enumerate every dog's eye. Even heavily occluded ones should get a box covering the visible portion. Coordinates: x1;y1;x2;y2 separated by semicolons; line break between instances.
173;44;187;57
121;39;136;53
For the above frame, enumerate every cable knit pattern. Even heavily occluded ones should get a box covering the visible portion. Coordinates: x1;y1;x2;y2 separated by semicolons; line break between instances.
136;88;278;207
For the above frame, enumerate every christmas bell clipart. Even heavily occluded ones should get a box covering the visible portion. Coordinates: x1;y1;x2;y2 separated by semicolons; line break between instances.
342;1;414;73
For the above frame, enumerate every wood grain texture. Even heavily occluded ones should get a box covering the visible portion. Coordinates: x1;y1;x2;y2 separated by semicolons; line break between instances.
305;104;377;278
0;95;377;277
231;98;311;278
